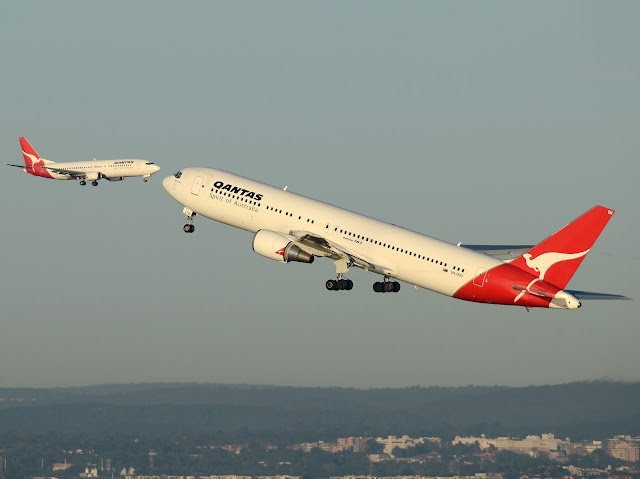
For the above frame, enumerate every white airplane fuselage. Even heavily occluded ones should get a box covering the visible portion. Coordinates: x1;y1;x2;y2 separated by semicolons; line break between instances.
163;167;519;301
23;158;161;181
12;137;161;184
163;167;629;309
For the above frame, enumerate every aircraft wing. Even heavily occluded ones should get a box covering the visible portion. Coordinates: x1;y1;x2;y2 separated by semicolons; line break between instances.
39;166;86;177
565;290;632;301
460;244;534;261
289;230;395;274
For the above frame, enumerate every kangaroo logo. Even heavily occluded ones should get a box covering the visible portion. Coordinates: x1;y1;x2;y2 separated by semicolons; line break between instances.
514;249;590;303
22;149;41;168
523;250;590;280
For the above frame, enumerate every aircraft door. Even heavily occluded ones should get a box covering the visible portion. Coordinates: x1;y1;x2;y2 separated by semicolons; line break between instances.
191;176;204;195
473;267;488;287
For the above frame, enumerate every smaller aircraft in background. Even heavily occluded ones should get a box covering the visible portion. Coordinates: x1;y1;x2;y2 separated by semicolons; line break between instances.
8;137;161;186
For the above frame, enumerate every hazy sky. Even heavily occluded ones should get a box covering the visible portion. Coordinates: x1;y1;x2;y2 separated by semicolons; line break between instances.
1;1;638;389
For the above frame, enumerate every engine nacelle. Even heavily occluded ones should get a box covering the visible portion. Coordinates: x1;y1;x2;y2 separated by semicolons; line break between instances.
104;176;124;181
84;171;100;180
252;230;314;264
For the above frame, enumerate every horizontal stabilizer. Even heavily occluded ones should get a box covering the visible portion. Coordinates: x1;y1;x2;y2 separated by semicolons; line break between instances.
7;163;33;169
565;290;632;301
461;244;534;261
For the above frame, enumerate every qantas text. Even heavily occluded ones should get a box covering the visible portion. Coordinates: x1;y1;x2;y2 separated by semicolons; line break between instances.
213;181;263;201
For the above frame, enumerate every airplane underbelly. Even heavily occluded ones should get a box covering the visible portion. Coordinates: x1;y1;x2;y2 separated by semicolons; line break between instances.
397;267;465;296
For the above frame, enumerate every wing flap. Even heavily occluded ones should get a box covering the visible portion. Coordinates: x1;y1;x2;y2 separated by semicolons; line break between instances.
42;166;86;177
289;229;395;275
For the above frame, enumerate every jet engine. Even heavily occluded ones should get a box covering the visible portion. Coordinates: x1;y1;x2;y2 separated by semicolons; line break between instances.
252;230;314;264
104;176;124;181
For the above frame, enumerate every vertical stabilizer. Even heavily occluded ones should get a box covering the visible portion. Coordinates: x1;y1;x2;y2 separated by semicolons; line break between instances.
19;137;55;166
510;206;615;289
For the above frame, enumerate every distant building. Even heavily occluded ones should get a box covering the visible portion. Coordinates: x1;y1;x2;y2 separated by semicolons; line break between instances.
221;444;249;454
337;437;370;452
79;465;98;477
607;436;640;462
375;435;437;455
289;437;370;453
565;440;603;455
52;462;72;471
453;434;569;455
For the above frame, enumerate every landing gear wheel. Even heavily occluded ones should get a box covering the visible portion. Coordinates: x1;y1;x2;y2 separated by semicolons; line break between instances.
79;180;86;186
327;277;353;291
373;280;400;293
183;224;195;233
91;180;98;186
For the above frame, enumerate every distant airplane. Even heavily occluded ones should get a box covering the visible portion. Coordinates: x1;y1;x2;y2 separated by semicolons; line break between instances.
8;137;161;185
163;167;630;309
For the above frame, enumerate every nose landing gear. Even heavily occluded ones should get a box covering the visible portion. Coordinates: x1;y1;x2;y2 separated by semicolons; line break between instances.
182;207;197;233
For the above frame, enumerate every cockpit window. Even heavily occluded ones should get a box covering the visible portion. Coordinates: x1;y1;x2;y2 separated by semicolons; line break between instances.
146;162;155;165
174;171;182;178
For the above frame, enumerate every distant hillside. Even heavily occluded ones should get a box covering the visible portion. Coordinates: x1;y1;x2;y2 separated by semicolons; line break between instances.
1;381;639;439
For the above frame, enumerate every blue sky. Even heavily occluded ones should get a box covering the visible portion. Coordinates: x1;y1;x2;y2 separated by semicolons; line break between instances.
0;1;638;388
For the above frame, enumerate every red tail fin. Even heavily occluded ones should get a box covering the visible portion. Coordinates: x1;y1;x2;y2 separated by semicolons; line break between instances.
510;206;615;289
19;137;44;167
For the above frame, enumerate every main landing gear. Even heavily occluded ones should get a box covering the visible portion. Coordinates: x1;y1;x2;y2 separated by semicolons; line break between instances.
91;180;98;186
373;279;400;293
326;277;354;291
183;207;196;233
79;180;86;186
326;258;353;291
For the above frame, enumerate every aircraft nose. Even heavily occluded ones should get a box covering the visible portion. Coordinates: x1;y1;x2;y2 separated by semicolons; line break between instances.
153;164;161;173
162;175;174;192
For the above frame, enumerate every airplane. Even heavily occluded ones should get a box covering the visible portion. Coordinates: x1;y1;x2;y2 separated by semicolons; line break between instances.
8;137;161;185
162;167;630;309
